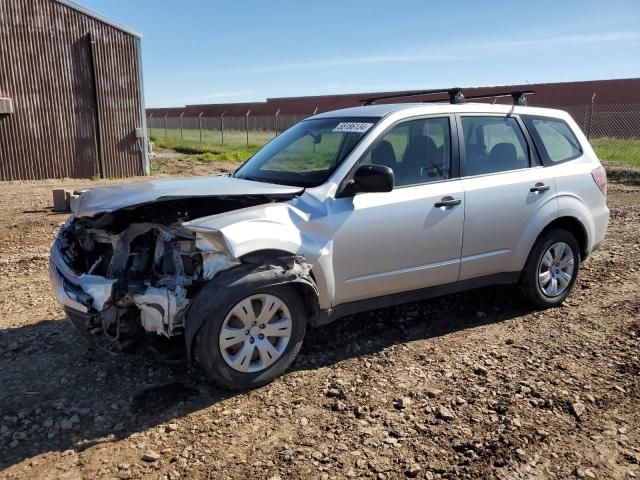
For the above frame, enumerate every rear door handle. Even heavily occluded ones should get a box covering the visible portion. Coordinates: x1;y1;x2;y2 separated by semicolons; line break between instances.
530;183;551;193
434;196;462;208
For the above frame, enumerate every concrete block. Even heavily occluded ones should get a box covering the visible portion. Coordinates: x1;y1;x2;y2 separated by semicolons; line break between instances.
52;189;68;212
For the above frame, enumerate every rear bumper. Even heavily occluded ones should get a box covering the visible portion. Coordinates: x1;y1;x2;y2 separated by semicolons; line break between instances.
588;205;609;256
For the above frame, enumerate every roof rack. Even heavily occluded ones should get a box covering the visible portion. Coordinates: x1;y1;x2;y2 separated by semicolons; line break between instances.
423;89;535;106
361;88;535;106
360;88;464;106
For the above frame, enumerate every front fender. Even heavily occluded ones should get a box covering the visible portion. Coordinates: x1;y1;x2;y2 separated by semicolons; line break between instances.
184;202;334;310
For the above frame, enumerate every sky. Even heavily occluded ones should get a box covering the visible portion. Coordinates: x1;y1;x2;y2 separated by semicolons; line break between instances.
76;0;640;108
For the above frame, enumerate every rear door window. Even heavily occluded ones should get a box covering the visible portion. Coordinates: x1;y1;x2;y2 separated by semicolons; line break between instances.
461;116;530;175
523;116;582;165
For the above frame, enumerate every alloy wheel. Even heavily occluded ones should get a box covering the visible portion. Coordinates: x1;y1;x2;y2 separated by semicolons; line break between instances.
538;241;575;297
218;293;292;373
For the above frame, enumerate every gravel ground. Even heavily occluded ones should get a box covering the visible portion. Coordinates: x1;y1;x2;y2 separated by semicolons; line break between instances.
0;163;638;479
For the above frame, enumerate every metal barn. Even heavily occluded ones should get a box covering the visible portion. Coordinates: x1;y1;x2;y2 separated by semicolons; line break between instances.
0;0;148;180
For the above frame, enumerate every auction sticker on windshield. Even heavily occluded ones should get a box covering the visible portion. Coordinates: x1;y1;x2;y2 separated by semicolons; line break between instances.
332;122;374;133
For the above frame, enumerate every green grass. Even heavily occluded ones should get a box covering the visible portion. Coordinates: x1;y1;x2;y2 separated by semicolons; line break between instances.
591;137;640;167
152;135;260;155
151;135;260;161
149;161;166;175
150;128;276;148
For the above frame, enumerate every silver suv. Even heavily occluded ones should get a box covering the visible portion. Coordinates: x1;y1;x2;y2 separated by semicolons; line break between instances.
50;89;609;389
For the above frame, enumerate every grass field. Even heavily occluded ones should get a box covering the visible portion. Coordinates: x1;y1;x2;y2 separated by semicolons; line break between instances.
591;137;640;167
149;128;277;147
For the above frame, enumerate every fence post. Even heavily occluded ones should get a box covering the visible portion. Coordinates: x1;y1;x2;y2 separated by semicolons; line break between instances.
164;114;168;139
148;113;153;138
245;110;251;146
586;92;596;140
199;112;204;142
313;107;318;115
179;112;184;140
220;111;226;145
274;109;280;137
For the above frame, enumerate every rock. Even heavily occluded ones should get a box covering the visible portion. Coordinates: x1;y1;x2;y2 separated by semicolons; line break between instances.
300;417;309;426
165;423;178;432
60;419;73;430
354;406;366;418
332;400;347;412
474;365;488;376
425;389;440;399
405;464;421;478
570;402;586;419
505;338;515;345
3;416;18;425
437;406;455;421
395;397;411;409
69;414;80;424
141;451;161;462
518;385;532;395
9;439;19;448
326;388;346;399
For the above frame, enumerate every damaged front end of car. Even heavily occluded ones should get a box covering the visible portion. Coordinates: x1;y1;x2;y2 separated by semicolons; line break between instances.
49;194;288;352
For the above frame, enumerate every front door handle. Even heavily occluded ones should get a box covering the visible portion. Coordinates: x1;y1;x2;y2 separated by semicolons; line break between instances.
530;183;551;193
434;196;462;208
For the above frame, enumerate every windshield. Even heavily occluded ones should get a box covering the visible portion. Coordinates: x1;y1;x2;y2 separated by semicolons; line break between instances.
234;117;378;187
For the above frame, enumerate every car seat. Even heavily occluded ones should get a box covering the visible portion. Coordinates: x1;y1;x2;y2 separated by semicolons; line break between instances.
370;140;397;172
488;142;518;172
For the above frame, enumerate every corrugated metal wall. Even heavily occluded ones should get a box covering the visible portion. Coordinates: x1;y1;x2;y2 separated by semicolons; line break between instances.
0;0;146;180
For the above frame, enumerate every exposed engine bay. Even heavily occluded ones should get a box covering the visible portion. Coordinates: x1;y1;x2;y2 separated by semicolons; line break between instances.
53;195;289;350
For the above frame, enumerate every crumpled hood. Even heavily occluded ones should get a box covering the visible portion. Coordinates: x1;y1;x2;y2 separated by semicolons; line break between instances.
72;175;304;218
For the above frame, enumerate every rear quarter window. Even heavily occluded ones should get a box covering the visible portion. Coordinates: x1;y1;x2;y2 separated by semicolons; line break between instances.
523;116;583;165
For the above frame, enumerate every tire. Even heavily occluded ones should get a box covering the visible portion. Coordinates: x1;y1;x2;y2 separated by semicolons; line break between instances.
518;228;581;309
193;283;306;390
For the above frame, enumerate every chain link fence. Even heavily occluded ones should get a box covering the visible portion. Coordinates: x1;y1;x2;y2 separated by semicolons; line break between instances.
563;102;640;167
147;114;305;146
148;101;640;167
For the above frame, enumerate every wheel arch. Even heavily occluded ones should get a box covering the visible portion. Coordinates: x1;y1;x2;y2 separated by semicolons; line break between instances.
536;216;589;260
185;251;319;361
239;249;321;324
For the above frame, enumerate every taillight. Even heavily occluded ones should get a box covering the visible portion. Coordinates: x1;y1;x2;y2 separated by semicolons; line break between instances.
591;166;607;195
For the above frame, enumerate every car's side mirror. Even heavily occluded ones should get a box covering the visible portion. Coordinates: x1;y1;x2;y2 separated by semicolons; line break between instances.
348;164;394;194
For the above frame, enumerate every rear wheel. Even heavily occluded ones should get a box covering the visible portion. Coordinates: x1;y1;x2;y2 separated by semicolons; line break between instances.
519;228;581;308
194;284;306;390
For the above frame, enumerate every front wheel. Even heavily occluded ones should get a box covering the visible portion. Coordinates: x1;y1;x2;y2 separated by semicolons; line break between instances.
194;284;306;390
518;228;581;309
